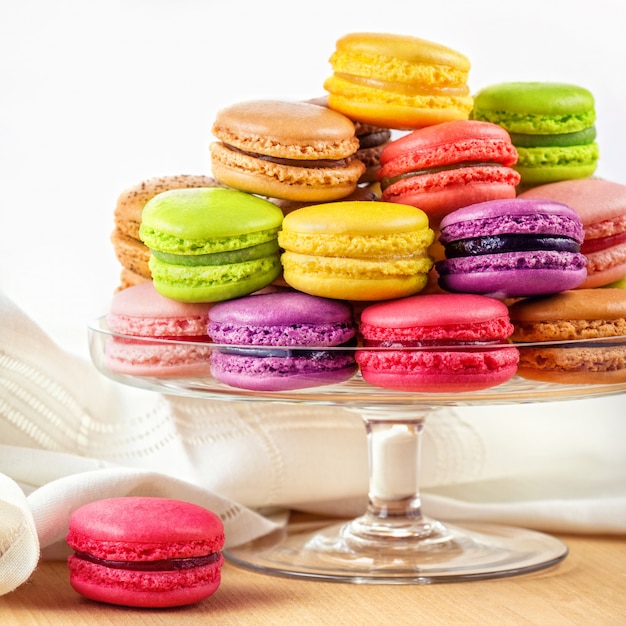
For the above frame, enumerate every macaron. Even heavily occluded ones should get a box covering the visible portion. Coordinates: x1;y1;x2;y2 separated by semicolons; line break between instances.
210;99;365;202
306;95;392;184
378;119;520;228
140;187;284;302
357;293;519;392
436;198;588;298
66;497;225;608
519;178;626;288
470;82;598;188
208;291;358;391
111;174;224;289
278;201;435;301
324;32;473;129
104;281;213;377
509;289;626;384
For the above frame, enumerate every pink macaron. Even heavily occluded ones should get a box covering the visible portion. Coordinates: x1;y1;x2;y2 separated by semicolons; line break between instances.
519;178;626;288
377;120;520;228
66;497;225;608
356;293;519;392
105;281;214;377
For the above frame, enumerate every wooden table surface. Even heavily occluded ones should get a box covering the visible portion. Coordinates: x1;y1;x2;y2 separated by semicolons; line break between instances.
3;530;625;625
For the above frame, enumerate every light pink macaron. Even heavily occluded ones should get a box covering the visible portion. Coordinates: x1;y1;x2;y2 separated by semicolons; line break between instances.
105;281;214;377
519;178;626;288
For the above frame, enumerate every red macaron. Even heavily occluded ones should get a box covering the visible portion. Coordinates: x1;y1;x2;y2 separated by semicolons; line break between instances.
356;293;519;392
66;497;225;608
378;119;520;228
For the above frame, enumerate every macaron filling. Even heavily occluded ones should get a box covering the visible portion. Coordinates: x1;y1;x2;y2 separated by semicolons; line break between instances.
444;234;582;257
71;551;222;571
150;240;280;266
508;126;597;148
223;144;354;168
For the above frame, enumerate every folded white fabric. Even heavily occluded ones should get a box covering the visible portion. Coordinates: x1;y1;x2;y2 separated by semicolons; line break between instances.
1;290;625;596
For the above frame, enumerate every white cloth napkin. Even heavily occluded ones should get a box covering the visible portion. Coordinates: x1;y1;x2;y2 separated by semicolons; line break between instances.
1;290;625;595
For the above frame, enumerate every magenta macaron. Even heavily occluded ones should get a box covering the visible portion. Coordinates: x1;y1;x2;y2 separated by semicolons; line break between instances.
104;281;213;377
356;293;519;392
435;198;587;298
208;291;358;391
66;497;225;608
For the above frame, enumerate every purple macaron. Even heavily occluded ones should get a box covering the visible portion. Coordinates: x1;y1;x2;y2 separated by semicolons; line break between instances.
208;291;357;391
435;198;587;298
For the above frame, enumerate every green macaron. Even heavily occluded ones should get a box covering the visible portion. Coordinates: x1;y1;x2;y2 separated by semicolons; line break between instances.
470;82;599;187
140;187;284;302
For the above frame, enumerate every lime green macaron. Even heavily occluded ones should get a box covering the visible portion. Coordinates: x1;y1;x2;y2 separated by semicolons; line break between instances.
470;82;599;187
140;187;284;302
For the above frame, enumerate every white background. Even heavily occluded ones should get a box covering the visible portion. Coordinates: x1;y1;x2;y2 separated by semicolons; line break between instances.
2;0;626;357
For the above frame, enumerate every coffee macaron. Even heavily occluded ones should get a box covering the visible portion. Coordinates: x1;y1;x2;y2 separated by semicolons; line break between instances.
278;201;435;301
111;174;224;290
436;198;587;298
66;497;225;608
140;187;284;302
208;291;358;391
509;289;626;384
470;82;598;188
357;293;519;392
378;119;520;228
519;178;626;288
210;99;365;202
324;32;473;129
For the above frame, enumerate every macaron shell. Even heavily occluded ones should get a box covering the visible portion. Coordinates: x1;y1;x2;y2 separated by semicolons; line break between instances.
140;187;283;246
437;260;588;299
381;171;518;228
212;100;359;159
67;567;222;609
149;256;282;303
209;142;365;202
470;82;596;134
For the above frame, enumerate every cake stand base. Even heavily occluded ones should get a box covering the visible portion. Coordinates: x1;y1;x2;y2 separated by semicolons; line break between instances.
224;516;568;584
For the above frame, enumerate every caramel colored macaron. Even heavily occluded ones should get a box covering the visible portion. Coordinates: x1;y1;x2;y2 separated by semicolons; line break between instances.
210;100;365;202
112;174;224;286
509;288;626;384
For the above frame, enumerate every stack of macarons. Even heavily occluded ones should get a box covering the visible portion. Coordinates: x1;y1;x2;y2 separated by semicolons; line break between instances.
101;30;626;393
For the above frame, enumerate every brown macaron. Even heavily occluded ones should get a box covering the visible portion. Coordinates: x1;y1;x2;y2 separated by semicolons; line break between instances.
307;95;391;183
210;100;365;202
111;174;224;287
509;288;626;384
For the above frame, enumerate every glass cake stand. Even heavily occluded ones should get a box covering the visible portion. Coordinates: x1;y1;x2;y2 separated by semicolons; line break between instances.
88;316;626;584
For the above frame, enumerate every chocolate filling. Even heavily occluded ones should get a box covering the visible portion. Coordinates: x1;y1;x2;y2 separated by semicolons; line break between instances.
358;130;391;149
380;161;503;190
225;144;351;168
444;234;581;258
74;551;221;571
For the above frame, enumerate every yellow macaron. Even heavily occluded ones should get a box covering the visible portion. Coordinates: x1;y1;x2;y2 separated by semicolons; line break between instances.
324;32;473;130
278;201;435;300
